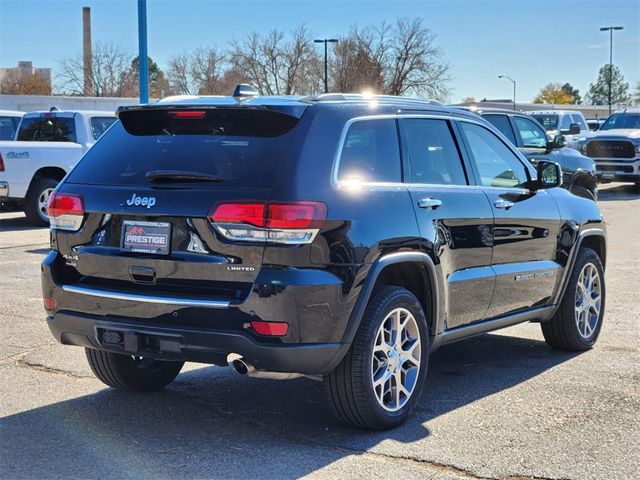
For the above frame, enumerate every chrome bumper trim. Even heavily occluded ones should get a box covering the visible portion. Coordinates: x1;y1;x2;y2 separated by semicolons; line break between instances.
61;285;231;309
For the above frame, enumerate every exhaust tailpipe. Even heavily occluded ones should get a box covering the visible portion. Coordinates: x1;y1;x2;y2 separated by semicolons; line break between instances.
226;353;318;381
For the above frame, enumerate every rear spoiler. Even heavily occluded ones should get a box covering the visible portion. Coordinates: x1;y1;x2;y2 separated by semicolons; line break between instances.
117;106;303;137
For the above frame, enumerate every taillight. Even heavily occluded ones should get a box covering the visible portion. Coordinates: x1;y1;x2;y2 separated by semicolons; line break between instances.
208;201;327;244
47;192;84;231
0;153;4;172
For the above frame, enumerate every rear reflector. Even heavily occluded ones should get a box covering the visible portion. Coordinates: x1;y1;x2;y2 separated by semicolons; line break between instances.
168;110;206;119
208;201;327;244
250;321;289;336
0;153;4;172
47;193;84;231
43;297;57;311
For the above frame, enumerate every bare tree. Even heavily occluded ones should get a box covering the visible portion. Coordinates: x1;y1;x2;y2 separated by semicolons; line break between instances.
331;28;384;93
57;42;131;96
167;53;193;95
229;26;320;95
384;18;450;99
329;19;450;100
190;48;225;94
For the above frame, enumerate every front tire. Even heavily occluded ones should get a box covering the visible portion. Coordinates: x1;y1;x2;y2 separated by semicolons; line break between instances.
325;286;429;430
542;248;605;350
571;184;596;201
24;177;58;226
85;348;184;392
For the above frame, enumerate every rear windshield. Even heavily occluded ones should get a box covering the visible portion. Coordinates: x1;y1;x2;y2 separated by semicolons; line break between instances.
600;113;640;130
531;114;558;131
17;115;77;142
66;108;300;187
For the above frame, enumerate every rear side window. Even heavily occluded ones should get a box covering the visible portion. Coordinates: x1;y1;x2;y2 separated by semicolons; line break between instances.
66;108;299;188
17;116;76;142
482;114;517;145
337;119;401;183
0;116;20;140
401;119;467;185
90;116;117;140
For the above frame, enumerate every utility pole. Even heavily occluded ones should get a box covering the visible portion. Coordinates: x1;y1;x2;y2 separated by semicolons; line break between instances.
600;26;623;115
498;75;516;110
137;0;149;103
82;7;92;96
314;38;338;93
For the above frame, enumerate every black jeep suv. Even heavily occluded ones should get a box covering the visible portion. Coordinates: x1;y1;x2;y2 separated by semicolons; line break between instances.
42;91;607;430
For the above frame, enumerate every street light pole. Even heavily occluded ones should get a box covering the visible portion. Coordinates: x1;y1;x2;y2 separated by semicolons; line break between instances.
137;0;149;103
314;38;338;93
498;75;516;110
600;26;623;115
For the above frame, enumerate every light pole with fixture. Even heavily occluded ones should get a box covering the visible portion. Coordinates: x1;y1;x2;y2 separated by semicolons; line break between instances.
498;75;516;110
600;26;623;115
314;38;338;94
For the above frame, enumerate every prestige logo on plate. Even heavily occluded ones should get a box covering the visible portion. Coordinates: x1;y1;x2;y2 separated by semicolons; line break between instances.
122;220;171;254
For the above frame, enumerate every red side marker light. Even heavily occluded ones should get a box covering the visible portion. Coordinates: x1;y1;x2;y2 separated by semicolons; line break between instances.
250;321;289;336
43;297;57;311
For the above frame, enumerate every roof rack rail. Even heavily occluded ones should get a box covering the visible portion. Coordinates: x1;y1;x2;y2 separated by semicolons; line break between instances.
301;93;441;105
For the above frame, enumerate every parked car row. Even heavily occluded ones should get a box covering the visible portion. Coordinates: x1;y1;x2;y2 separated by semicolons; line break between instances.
0;109;116;223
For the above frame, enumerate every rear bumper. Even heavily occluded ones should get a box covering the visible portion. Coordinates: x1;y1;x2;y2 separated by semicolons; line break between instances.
47;311;349;375
42;250;357;375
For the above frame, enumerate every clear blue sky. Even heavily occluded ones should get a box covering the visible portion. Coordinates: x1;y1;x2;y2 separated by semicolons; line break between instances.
1;0;638;102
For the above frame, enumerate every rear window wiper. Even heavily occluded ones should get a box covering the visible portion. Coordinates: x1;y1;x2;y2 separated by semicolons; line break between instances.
146;170;224;183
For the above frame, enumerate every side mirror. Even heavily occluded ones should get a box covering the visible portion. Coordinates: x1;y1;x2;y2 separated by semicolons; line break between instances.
545;134;566;153
552;134;566;148
535;160;563;189
561;123;580;135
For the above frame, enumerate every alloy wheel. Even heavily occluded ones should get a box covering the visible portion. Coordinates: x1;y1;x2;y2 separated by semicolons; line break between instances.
371;307;421;412
574;263;602;339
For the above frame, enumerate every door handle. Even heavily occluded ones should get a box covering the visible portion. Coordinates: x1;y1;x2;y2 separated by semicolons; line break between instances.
494;199;514;210
418;198;442;210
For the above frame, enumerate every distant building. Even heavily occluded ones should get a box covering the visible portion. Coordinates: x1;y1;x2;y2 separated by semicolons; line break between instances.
0;61;52;90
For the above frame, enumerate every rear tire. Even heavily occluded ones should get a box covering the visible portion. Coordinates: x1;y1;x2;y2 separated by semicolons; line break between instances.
542;248;605;351
325;286;429;430
24;177;58;226
571;184;595;201
85;348;184;392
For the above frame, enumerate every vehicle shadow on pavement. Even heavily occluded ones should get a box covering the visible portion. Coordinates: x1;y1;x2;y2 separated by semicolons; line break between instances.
597;183;640;201
0;332;583;478
0;214;44;232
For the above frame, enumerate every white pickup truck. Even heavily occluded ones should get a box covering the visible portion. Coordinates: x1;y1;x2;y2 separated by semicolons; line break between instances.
0;110;116;225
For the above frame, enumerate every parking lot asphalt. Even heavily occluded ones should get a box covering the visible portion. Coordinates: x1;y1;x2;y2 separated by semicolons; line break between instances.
0;182;638;480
